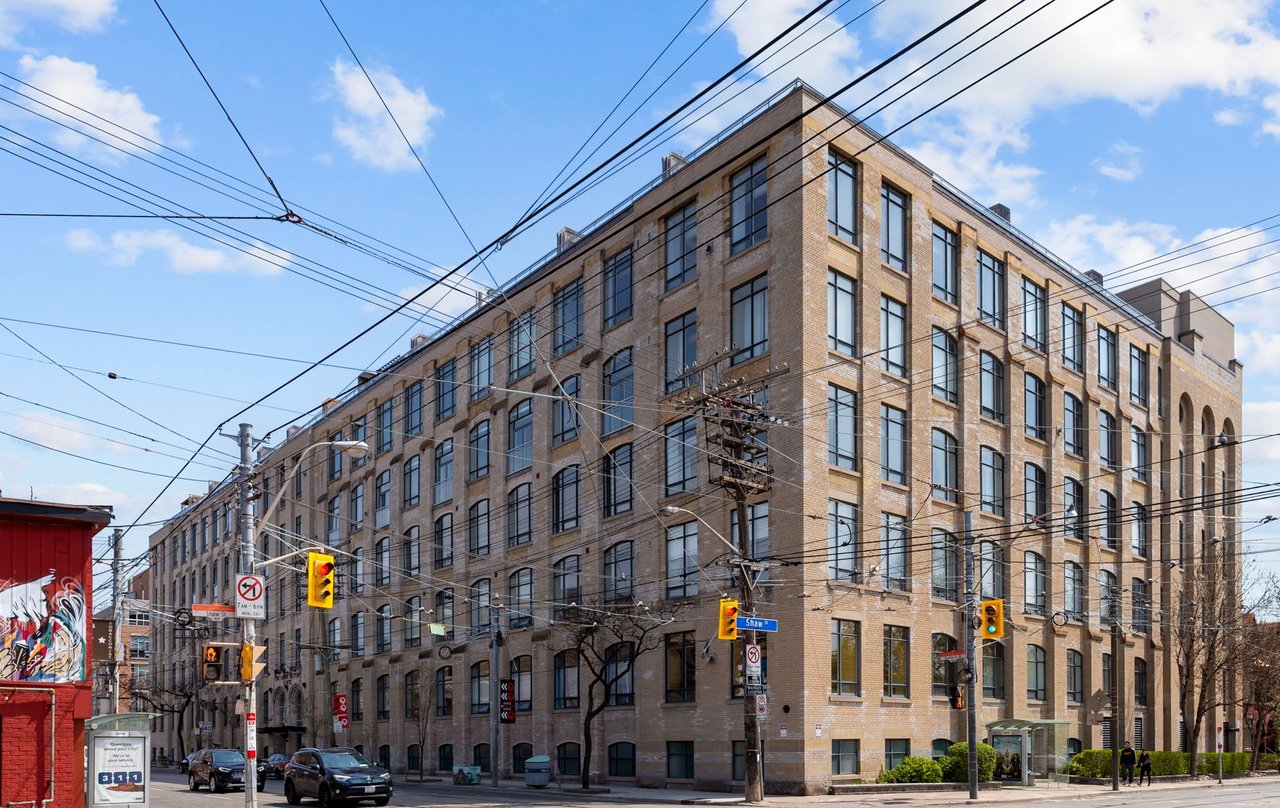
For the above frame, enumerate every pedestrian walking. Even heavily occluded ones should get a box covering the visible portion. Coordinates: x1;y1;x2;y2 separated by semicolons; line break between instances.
1137;750;1152;786
1120;741;1137;785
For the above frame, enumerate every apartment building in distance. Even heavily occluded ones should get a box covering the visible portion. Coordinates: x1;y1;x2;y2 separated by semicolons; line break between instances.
91;570;153;716
145;80;1243;793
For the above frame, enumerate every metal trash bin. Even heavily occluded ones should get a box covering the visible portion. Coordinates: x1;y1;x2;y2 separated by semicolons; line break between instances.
524;755;551;788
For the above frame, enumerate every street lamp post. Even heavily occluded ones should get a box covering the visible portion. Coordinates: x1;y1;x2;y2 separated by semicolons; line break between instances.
234;431;369;808
660;505;762;801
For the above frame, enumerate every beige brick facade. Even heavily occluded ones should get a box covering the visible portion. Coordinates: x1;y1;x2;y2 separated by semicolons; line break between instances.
146;83;1243;794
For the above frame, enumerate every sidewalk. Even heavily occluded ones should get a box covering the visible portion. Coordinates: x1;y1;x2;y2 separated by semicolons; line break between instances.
389;772;1275;806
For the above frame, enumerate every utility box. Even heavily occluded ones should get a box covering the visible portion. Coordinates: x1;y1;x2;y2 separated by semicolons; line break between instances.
524;755;551;788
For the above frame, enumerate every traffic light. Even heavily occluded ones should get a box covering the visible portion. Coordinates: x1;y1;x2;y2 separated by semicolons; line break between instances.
307;551;336;608
240;643;266;682
201;644;221;681
979;598;1005;639
949;683;965;710
717;599;739;641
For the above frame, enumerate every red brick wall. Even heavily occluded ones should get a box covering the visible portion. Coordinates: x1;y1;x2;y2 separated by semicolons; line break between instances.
1;515;100;808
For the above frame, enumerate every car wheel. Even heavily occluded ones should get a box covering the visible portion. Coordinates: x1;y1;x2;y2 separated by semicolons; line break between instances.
211;776;225;794
285;782;301;805
188;775;199;792
318;785;333;808
373;799;389;806
257;777;266;793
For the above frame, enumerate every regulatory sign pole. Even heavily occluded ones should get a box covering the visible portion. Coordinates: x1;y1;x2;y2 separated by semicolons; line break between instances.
234;423;258;808
964;510;979;801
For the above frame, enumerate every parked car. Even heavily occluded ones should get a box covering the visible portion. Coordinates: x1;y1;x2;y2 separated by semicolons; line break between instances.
189;748;264;793
260;754;291;779
284;748;392;807
178;752;198;774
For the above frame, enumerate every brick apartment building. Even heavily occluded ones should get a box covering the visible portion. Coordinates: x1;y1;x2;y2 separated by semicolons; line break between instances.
92;570;152;716
144;81;1243;793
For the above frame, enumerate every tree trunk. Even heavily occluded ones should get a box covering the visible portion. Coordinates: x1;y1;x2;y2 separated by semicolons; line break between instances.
177;708;187;759
581;709;594;790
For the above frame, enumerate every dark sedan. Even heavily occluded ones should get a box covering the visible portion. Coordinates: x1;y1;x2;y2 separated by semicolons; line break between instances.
259;754;291;779
284;748;391;806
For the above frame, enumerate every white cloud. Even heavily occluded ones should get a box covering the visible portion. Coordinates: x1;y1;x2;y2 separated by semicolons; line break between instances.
329;59;442;172
1094;141;1142;182
0;0;115;47
17;54;162;159
7;411;114;453
28;481;127;508
867;1;1280;201
1242;404;1280;463
363;283;482;321
1214;107;1247;125
1263;93;1280;138
65;228;289;276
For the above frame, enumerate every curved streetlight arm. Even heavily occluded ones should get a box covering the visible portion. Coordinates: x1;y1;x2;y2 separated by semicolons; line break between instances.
659;505;742;558
254;440;370;562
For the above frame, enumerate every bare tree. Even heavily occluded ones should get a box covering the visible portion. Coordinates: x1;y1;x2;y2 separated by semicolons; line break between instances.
1240;577;1280;769
557;599;687;790
129;670;198;760
410;665;435;781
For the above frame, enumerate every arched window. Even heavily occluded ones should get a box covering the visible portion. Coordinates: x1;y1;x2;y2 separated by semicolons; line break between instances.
407;744;421;773
605;642;634;706
378;745;390;770
1066;650;1084;703
1067;738;1082;759
437;744;453;774
435;665;453;716
507;569;533;629
510;655;532;711
473;743;490;773
932;739;953;759
931;634;958;695
469;579;491;631
350;678;364;720
931;429;958;501
608;742;636;778
603;542;634;603
433;589;453;639
602;348;634;434
982;643;1005;699
557;742;581;777
1024;552;1047;615
512;743;532;774
552;466;580;532
552;556;580;618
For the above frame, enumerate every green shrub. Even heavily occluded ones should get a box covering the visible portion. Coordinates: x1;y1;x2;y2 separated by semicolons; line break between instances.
1148;751;1188;777
876;756;943;784
1066;750;1112;779
1195;752;1251;775
941;742;996;782
1256;752;1278;771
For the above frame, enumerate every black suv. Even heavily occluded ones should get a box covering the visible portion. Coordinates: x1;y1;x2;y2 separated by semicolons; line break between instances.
188;748;263;793
284;748;391;806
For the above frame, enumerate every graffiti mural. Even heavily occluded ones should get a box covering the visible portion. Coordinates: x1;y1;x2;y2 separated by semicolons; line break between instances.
0;569;87;682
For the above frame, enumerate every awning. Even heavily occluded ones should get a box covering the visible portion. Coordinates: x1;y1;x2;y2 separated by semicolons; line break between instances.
986;718;1070;731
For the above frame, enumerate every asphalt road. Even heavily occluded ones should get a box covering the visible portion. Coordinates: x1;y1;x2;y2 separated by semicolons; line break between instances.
145;768;1280;808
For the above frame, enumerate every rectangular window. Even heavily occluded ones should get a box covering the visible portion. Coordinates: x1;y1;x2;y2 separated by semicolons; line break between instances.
328;431;344;479
1024;373;1046;440
1064;563;1085;620
1064;393;1085;456
665;522;698;599
827;383;857;470
664;311;698;393
980;447;1005;516
831;619;861;696
507;485;532;547
664;201;698;290
603;444;633;517
1098;325;1118;389
931;429;958;502
729;155;768;254
982;643;1005;699
507;399;533;474
1026;645;1046;700
1099;490;1119;549
979;352;1005;422
1132;503;1149;557
508;310;536;381
551;466;579;533
469;338;493;403
827;269;856;355
405;382;423;436
602;348;633;435
885;740;910;773
666;741;695;780
1131;578;1151;633
1067;651;1083;702
883;626;909;697
1131;427;1149;481
377;400;393;453
551;376;580;445
1024;462;1047;521
828;151;857;242
978;249;1006;329
1024;552;1047;615
434;360;457;422
1130;346;1149;406
932;222;958;303
730;274;768;365
931;529;959;600
1064;477;1084;540
931;328;958;402
880;184;908;270
828;499;858;582
880;513;908;591
1099;410;1118;469
664;417;698;496
880;405;906;485
664;631;696;703
1062;304;1084;371
468;501;490;556
1021;277;1046;350
553;278;584;355
832;740;860;775
880;295;907;376
602;245;633;329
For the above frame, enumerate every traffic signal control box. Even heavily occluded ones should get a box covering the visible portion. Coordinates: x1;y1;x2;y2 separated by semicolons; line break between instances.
717;599;739;641
307;551;336;608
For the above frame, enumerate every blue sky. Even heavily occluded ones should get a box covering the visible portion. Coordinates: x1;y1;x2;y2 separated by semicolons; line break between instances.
2;0;1279;585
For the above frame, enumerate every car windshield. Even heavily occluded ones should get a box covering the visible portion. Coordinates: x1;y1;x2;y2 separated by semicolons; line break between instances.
319;752;374;769
212;751;245;765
